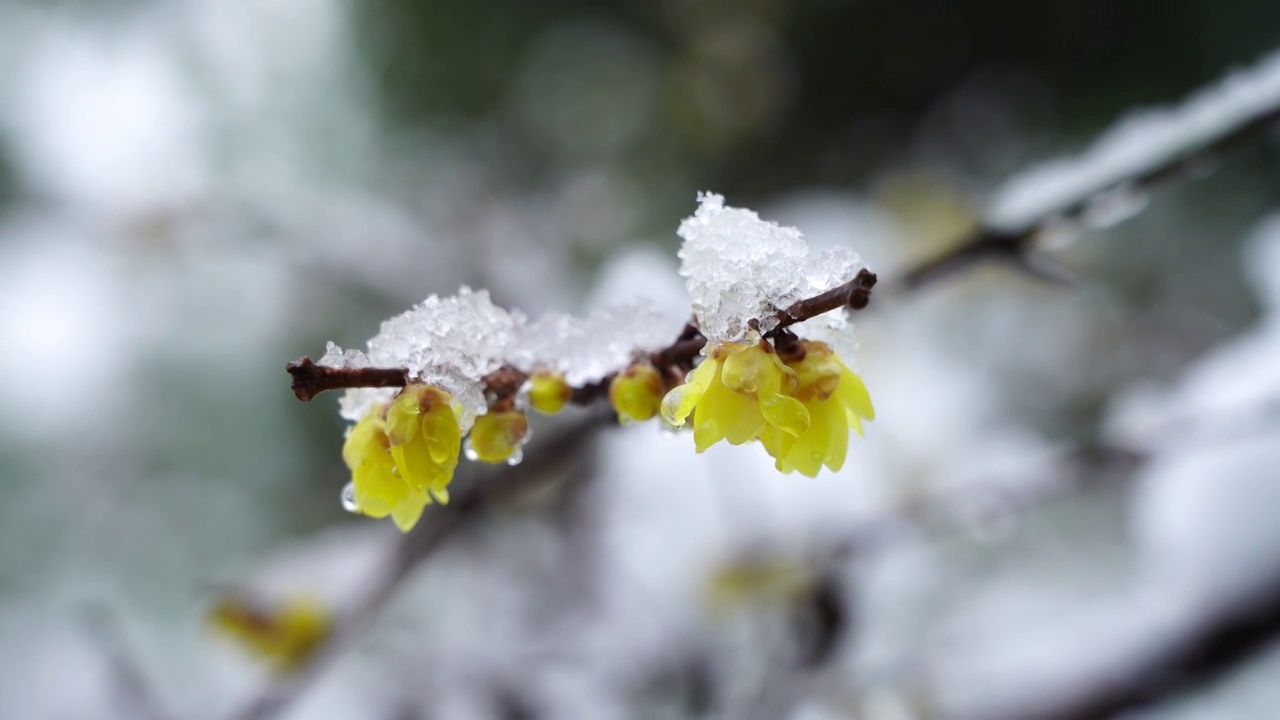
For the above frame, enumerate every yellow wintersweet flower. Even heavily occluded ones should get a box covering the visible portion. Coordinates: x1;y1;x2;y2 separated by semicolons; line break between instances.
206;595;332;674
343;384;461;532
760;341;875;477
467;408;529;463
527;370;572;415
705;556;816;610
661;341;810;452
609;362;665;423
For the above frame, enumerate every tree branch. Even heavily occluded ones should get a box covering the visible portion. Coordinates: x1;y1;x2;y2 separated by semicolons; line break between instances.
772;269;878;330
898;83;1280;291
285;270;878;403
285;358;407;402
987;574;1280;720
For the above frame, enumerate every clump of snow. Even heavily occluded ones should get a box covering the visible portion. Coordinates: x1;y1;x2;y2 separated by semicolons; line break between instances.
512;300;675;386
324;289;679;422
323;287;522;426
678;193;864;343
987;49;1280;231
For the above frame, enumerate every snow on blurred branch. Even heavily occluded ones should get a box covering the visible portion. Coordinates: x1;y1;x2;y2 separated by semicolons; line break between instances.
902;49;1280;290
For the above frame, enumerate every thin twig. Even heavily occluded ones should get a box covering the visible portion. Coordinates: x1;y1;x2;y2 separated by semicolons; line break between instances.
772;269;878;331
286;358;407;402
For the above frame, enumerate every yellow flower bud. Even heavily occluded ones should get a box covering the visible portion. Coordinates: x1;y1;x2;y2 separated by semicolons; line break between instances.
609;363;664;423
466;408;530;463
527;370;572;415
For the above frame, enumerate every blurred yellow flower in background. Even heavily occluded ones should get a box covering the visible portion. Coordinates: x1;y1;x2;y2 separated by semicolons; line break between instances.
206;595;332;674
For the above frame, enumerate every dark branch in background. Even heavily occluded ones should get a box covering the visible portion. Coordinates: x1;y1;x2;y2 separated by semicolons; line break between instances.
79;604;171;720
798;429;1280;720
230;409;613;720
284;269;879;404
897;98;1280;291
990;573;1280;720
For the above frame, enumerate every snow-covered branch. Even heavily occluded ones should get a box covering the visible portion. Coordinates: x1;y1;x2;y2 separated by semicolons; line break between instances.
901;50;1280;290
285;269;878;403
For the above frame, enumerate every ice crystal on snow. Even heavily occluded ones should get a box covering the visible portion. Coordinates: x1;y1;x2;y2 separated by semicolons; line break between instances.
325;287;521;426
512;300;674;386
677;193;863;342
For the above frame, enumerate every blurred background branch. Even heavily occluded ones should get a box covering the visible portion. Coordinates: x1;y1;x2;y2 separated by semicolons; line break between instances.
230;408;612;720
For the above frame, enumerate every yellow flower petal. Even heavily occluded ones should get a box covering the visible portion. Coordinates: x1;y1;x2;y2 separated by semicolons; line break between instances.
697;365;762;445
391;492;429;532
838;367;875;421
816;396;850;473
352;451;401;518
661;357;717;426
390;439;437;492
759;394;810;437
384;390;423;446
720;342;794;398
341;410;383;469
758;424;797;464
693;417;724;453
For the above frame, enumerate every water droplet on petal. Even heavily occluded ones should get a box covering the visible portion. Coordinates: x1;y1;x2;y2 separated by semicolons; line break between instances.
811;451;824;461
658;422;681;440
463;438;480;462
505;448;524;466
340;481;359;513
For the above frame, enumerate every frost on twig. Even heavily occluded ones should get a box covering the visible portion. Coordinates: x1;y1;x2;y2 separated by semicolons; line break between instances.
902;48;1280;290
678;192;866;343
304;289;681;427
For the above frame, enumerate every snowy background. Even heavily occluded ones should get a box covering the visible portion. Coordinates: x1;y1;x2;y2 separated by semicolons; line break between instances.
1;1;1279;718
